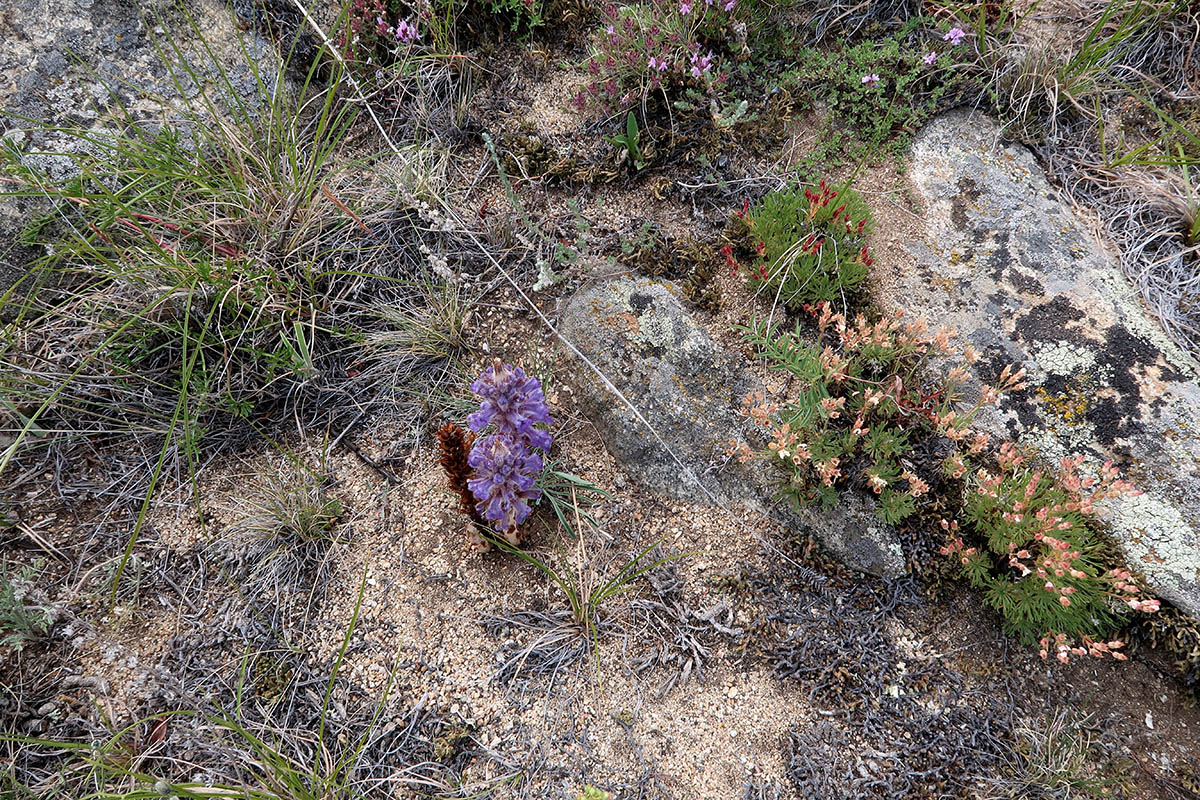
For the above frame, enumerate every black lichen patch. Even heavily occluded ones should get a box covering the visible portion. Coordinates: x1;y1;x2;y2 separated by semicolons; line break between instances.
1008;294;1188;447
641;341;667;359
987;231;1044;296
980;347;1043;438
1013;295;1087;346
1010;299;1136;446
1093;323;1187;431
629;292;653;314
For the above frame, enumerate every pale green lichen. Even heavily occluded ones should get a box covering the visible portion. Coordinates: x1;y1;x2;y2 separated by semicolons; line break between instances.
1031;341;1100;378
1101;492;1200;597
601;278;710;359
1024;415;1098;458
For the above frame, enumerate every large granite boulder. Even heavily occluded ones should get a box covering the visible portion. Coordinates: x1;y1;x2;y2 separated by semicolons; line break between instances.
558;275;906;577
890;111;1200;618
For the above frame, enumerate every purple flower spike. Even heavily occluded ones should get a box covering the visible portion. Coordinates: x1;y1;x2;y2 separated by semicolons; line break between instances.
466;359;555;535
467;359;555;451
467;435;544;532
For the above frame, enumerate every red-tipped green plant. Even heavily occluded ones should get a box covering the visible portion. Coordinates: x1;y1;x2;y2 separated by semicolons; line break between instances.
730;179;875;308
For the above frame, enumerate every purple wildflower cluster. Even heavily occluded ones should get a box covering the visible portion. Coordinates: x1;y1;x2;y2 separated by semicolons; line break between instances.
466;360;555;536
861;25;967;85
338;0;421;78
574;0;740;114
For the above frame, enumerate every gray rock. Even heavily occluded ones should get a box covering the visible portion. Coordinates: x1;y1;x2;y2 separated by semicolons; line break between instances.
558;275;906;577
1;0;280;145
0;0;282;310
790;492;905;579
894;111;1200;618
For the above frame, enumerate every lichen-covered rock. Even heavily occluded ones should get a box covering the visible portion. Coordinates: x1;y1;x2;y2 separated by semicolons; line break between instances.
893;111;1200;618
0;0;282;168
0;0;284;296
558;275;905;577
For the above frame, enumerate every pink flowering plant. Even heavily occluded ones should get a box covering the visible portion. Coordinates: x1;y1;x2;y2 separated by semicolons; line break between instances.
574;0;751;115
729;178;875;307
787;19;967;161
945;443;1157;658
737;303;1161;661
339;0;544;78
338;0;428;82
735;304;1019;525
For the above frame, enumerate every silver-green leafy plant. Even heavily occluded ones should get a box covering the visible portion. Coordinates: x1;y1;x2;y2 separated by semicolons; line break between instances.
1;559;51;652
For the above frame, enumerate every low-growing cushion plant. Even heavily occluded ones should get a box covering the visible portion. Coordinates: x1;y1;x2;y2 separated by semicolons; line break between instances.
736;304;1011;524
729;179;875;308
784;18;973;162
946;443;1156;659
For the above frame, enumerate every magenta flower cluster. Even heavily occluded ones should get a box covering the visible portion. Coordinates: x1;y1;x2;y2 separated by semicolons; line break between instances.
338;0;421;76
466;360;554;534
574;0;738;114
860;24;966;85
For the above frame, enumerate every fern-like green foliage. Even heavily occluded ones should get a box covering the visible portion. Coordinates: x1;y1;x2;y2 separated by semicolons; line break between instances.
732;178;874;307
739;313;962;524
879;489;916;525
958;465;1119;645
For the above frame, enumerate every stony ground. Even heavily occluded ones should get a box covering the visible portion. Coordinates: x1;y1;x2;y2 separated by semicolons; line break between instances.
4;1;1200;798
11;276;1200;798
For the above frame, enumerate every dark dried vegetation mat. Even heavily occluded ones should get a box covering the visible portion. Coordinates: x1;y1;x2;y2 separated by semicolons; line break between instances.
744;556;1015;799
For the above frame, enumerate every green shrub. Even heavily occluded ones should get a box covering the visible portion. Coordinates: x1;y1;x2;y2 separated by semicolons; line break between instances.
741;306;1160;659
339;0;544;71
730;178;874;308
786;19;965;161
738;305;997;523
477;0;546;31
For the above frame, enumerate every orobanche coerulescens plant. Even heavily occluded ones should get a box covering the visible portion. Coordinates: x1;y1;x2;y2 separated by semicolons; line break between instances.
438;359;554;548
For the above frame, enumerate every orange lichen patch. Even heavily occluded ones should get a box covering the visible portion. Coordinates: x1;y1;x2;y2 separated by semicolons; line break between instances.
1136;362;1179;405
605;311;641;335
